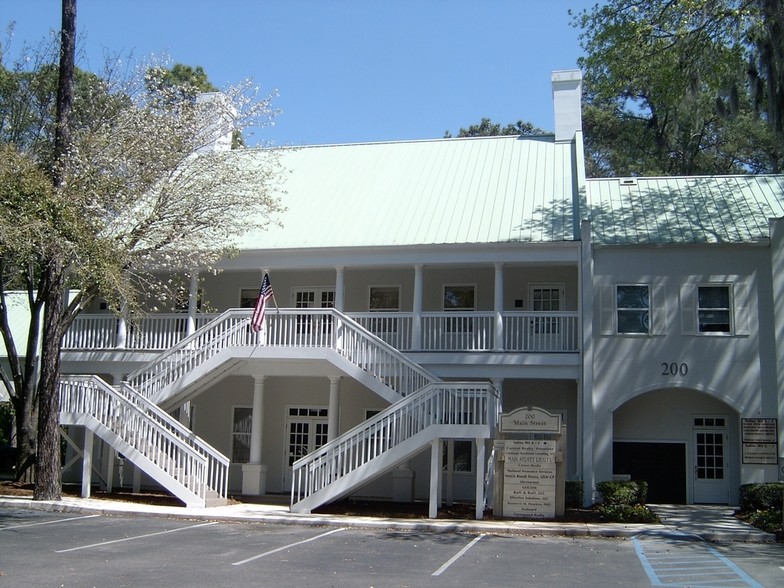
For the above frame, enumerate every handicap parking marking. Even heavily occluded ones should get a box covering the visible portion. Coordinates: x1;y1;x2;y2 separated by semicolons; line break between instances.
431;533;485;577
633;535;764;588
231;527;346;566
1;514;101;531
54;521;219;553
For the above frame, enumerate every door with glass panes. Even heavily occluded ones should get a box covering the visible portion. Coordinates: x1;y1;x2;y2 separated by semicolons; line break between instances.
293;288;334;341
283;407;328;488
693;417;729;504
528;284;564;351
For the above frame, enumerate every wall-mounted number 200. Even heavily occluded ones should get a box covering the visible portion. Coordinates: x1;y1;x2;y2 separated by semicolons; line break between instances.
661;362;688;376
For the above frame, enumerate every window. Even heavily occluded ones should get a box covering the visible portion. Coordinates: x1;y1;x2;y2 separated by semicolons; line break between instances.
616;285;650;334
443;285;475;332
442;440;473;473
443;285;475;310
240;288;259;309
698;285;731;333
231;407;252;463
369;286;400;311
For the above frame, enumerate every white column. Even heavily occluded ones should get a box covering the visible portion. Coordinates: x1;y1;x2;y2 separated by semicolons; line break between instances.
115;316;127;349
411;265;423;351
81;429;94;499
186;272;199;336
243;375;268;496
334;266;345;311
249;375;265;464
328;377;340;442
429;437;441;518
493;263;504;351
475;437;486;520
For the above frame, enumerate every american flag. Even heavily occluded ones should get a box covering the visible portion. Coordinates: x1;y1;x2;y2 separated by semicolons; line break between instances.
251;273;273;332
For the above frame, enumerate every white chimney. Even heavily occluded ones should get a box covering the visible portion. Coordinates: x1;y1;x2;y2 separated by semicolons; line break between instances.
551;70;583;142
195;92;236;153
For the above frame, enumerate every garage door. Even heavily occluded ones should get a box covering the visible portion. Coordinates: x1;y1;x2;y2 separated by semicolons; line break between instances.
613;441;687;504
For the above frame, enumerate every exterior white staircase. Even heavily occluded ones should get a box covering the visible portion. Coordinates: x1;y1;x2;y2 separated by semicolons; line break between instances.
59;375;229;508
290;381;498;513
62;308;497;514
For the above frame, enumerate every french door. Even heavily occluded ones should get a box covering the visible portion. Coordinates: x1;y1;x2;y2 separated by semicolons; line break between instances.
693;417;729;504
283;407;329;488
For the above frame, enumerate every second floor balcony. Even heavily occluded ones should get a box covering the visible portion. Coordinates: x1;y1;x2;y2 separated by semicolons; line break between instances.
62;310;580;354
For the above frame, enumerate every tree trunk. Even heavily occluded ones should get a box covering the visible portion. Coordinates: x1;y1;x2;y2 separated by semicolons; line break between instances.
33;0;76;501
11;385;37;481
33;262;65;500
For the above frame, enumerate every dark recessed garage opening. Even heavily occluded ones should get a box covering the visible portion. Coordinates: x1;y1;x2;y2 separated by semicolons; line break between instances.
613;441;687;504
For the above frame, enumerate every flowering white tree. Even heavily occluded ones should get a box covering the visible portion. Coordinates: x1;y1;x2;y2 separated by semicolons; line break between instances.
0;18;284;496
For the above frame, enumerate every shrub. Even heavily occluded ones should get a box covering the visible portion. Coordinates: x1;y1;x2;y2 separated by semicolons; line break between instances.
597;503;659;524
596;480;648;506
565;480;584;508
739;483;783;512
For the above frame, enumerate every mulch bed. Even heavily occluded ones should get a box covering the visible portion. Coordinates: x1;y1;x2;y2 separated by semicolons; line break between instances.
1;481;603;522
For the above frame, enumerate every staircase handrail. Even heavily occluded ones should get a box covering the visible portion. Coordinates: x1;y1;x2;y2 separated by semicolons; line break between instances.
59;375;223;502
290;381;497;507
332;310;439;396
127;308;439;402
116;381;230;499
125;308;250;400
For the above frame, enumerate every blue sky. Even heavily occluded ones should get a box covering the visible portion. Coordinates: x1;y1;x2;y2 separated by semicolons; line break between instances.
3;0;596;146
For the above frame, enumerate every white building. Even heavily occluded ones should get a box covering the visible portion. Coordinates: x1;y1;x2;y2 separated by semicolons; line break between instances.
4;70;783;514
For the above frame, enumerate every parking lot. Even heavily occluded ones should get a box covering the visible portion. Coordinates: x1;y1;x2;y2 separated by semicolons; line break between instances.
1;508;782;587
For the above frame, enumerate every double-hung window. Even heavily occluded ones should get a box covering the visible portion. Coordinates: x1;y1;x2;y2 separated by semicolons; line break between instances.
697;285;731;333
616;285;650;334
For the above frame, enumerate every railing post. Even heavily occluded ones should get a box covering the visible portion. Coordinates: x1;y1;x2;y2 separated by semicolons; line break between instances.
411;264;423;351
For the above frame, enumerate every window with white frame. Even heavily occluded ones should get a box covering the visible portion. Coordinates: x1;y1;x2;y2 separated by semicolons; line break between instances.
442;439;473;473
231;406;253;463
697;285;731;333
240;288;259;309
616;284;650;334
369;286;400;311
443;284;475;332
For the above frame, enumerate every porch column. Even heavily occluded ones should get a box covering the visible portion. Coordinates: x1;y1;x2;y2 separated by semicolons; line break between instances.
81;429;94;498
115;314;127;349
242;374;267;495
334;266;345;311
493;263;504;351
475;437;486;519
490;378;503;512
328;376;340;442
186;272;199;336
411;264;423;351
429;437;441;518
181;274;198;429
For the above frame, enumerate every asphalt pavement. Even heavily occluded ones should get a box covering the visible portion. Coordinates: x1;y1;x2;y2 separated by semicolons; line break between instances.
0;493;777;543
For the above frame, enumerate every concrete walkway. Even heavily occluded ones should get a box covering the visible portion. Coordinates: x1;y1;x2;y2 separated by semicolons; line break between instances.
0;494;777;543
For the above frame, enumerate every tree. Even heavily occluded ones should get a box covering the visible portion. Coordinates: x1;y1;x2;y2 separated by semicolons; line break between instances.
444;117;546;138
0;6;284;496
572;0;784;177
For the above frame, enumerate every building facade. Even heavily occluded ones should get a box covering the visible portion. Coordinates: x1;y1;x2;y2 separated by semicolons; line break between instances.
4;70;784;513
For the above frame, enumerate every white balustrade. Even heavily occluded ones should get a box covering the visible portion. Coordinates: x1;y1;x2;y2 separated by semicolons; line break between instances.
59;375;229;504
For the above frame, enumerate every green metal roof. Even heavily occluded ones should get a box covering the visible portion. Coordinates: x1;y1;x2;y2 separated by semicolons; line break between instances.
237;135;578;250
586;175;784;245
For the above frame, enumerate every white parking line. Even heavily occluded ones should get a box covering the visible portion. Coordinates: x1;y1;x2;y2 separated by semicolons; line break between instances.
2;514;101;531
431;534;485;577
232;527;346;566
54;521;218;553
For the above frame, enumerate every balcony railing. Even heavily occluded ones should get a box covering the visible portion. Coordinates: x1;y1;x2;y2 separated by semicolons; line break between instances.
65;310;579;353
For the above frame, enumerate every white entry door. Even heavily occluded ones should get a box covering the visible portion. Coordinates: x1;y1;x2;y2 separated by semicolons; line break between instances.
283;407;329;489
693;423;729;504
528;284;564;351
